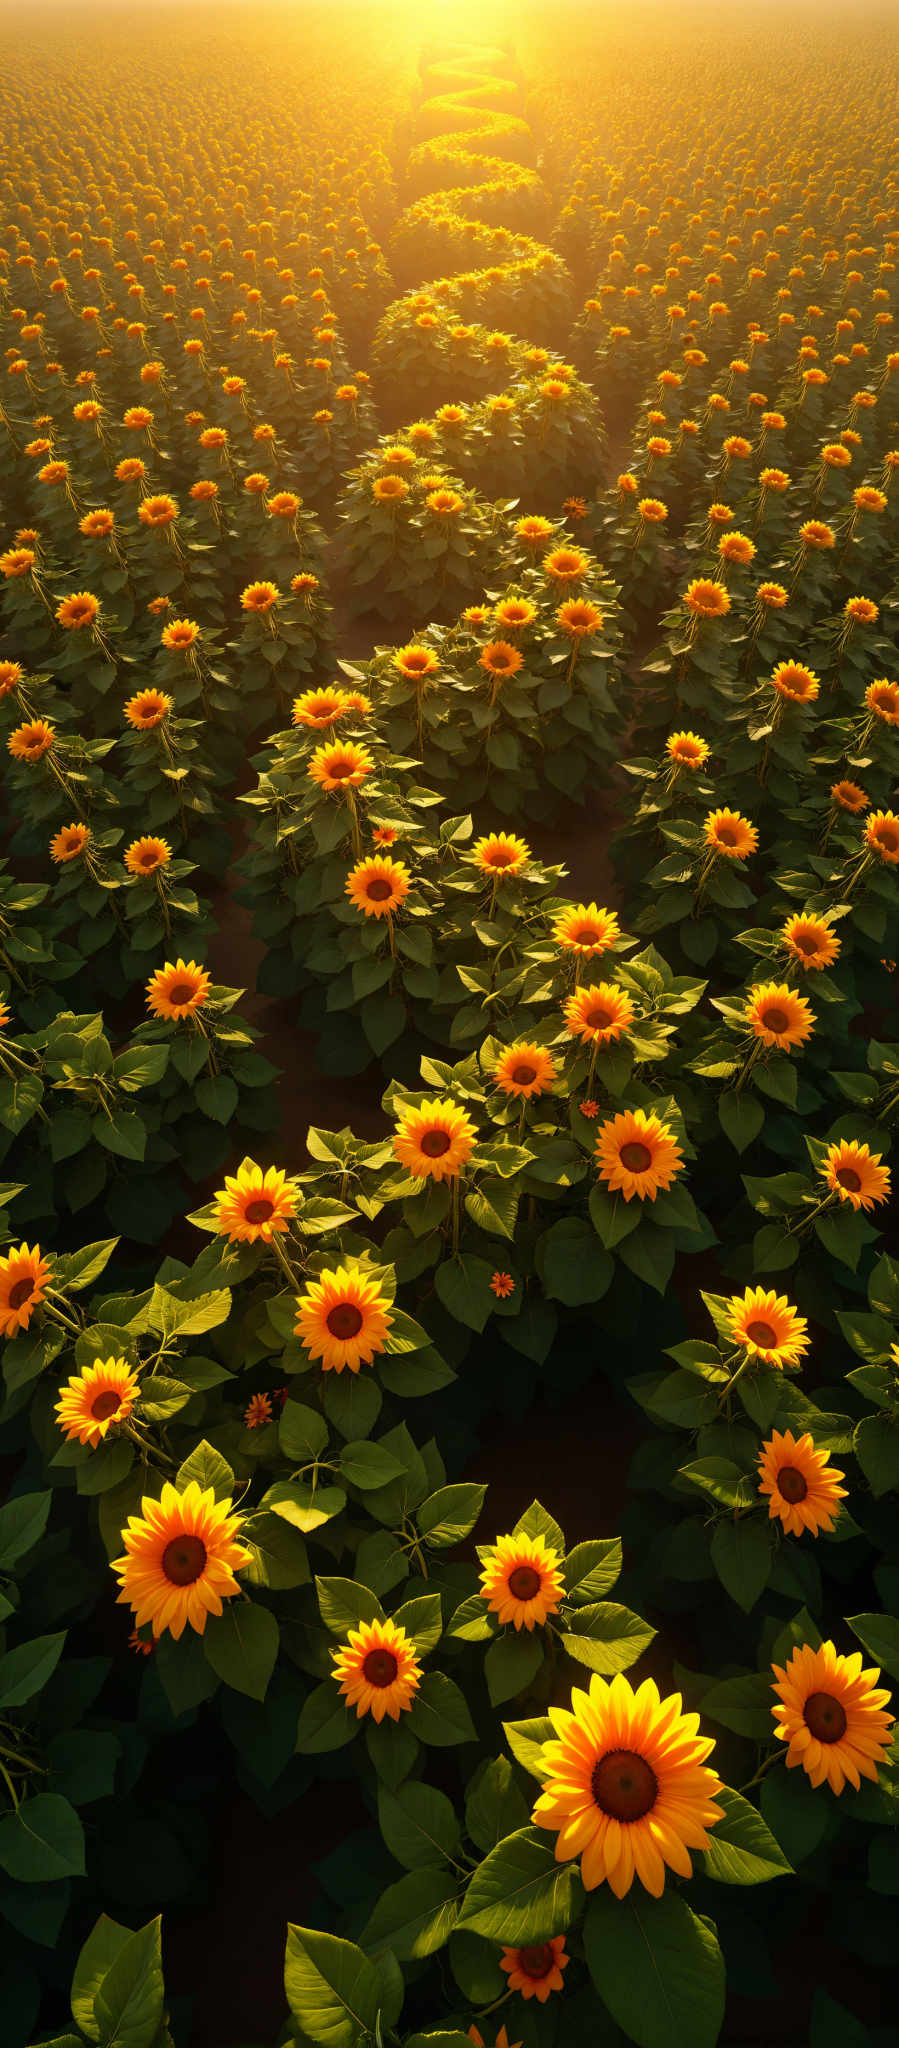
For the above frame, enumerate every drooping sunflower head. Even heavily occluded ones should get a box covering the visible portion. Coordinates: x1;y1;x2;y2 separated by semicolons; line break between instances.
393;1097;477;1182
781;914;840;972
822;1139;891;1212
124;835;171;877
563;981;635;1047
307;740;374;793
493;1043;558;1101
758;1429;847;1537
531;1671;723;1896
472;832;530;881
49;822;90;864
294;1263;393;1374
55;1356;141;1449
499;1938;569;2003
332;1615;421;1723
0;1242;52;1339
595;1108;683;1203
146;958;213;1020
553;902;621;957
865;810;899;864
345;854;411;920
726;1285;809;1369
213;1163;299;1244
703;808;758;859
772;1641;894;1792
746;982;815;1050
479;1531;564;1631
666;731;709;769
112;1480;250;1640
125;688;173;730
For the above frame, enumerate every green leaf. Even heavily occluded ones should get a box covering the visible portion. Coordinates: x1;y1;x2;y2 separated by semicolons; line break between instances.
47;1729;120;1807
680;1459;755;1511
502;1715;555;1780
377;1781;461;1871
540;1216;613;1305
149;1286;230;1340
240;1513;310;1591
718;1091;764;1153
458;1826;583;1944
72;1915;133;2040
485;1630;544;1706
203;1602;279;1701
94;1108;147;1162
392;1592;442;1656
513;1498;564;1557
561;1602;656;1674
361;1865;459;1959
315;1576;384;1637
295;1682;356;1755
847;1612;899;1682
810;1988;870;2048
0;1793;85;1882
321;1373;382;1441
55;1239;119;1293
417;1483;486;1548
174;1438;235;1500
710;1518;772;1612
701;1785;792;1884
93;1916;165;2048
701;1672;774;1738
263;1479;347;1533
463;1178;519;1240
585;1888;725;2048
0;1490;51;1571
195;1073;240;1123
339;1439;408;1490
854;1416;899;1498
284;1925;382;2047
279;1401;330;1463
0;1630;66;1712
434;1255;496;1332
760;1764;831;1867
464;1756;529;1854
407;1672;477;1746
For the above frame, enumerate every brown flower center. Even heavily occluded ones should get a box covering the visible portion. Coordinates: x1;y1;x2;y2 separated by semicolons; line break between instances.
517;1944;555;1980
7;1277;34;1310
776;1465;808;1503
586;1006;614;1031
326;1302;364;1339
139;849;159;869
715;825;737;845
591;1748;658;1821
746;1320;777;1347
511;1064;537;1086
244;1198;275;1224
487;849;513;867
162;1534;207;1586
761;1007;789;1033
362;1648;398;1687
91;1389;123;1421
876;827;899;852
508;1565;542;1601
836;1167;861;1192
420;1128;451;1158
620;1142;652;1173
576;928;600;945
168;982;196;1005
329;758;353;780
804;1691;847;1744
793;932;821;956
366;878;394;901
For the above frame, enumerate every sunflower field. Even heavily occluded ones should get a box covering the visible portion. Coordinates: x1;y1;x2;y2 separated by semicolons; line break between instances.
1;2;898;2044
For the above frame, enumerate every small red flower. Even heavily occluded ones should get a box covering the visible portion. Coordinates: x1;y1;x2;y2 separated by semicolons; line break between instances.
490;1272;515;1299
580;1098;600;1118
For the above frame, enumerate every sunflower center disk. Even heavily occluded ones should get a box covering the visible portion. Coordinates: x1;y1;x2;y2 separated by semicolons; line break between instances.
746;1320;776;1347
508;1565;542;1601
619;1142;652;1173
517;1945;554;1979
363;1648;398;1687
244;1199;275;1224
91;1390;123;1421
587;1007;614;1030
420;1128;451;1158
576;929;599;944
716;827;737;845
512;1065;537;1086
162;1534;208;1586
803;1691;848;1744
488;852;512;867
168;984;195;1004
7;1278;35;1310
776;1464;808;1502
326;1302;364;1339
365;878;394;901
591;1749;658;1821
794;933;820;956
836;1167;862;1192
762;1008;789;1033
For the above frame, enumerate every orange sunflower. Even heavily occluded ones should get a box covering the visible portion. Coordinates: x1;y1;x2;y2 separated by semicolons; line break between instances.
213;1163;299;1243
8;719;55;763
332;1615;421;1722
865;679;899;726
124;836;171;877
0;661;23;698
758;1430;847;1537
557;599;603;639
138;495;178;529
500;1938;569;2004
308;740;374;792
125;689;173;730
531;1672;723;1896
771;662;820;705
831;780;869;813
772;1642;894;1792
472;833;530;880
55;1357;141;1449
393;644;439;685
0;1243;52;1338
493;1044;558;1100
822;1140;891;1212
746;983;815;1050
146;959;212;1020
479;1532;564;1630
725;1286;809;1368
563;982;634;1047
684;578;730;619
469;2027;521;2048
865;811;899;864
345;854;410;919
542;546;588;585
244;1393;272;1429
780;915;840;971
704;809;758;858
113;1481;250;1640
240;580;279;612
294;1264;393;1374
666;731;709;769
494;598;536;631
595;1109;683;1203
479;641;523;682
161;618;199;651
393;1098;477;1181
553;903;621;956
50;822;90;864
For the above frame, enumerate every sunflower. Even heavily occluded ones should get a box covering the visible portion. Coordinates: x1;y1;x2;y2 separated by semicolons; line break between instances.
707;504;733;526
161;618;199;651
55;592;100;630
666;731;709;770
553;903;621;956
0;1243;52;1338
479;641;523;681
244;1393;272;1429
479;1532;564;1630
564;982;635;1047
725;1286;809;1368
240;580;279;612
124;836;171;877
865;811;899;863
0;662;23;698
864;680;899;726
494;598;536;631
515;515;553;546
50;822;90;864
372;474;408;503
308;740;374;792
331;1615;421;1722
79;509;114;538
8;720;55;763
146;959;212;1020
595;1108;683;1202
138;495;178;529
781;915;841;971
115;457;147;483
531;1672;723;1897
393;644;439;684
719;531;756;565
393;1098;477;1182
1;546;36;578
746;983;815;1050
291;572;319;596
292;688;351;730
213;1163;299;1243
799;519;835;549
125;689;173;730
822;1140;891;1212
493;1043;558;1100
542;546;588;586
771;661;820;706
757;582;789;609
472;833;530;880
345;855;410;919
499;1939;569;2004
772;1642;894;1793
830;780;869;813
758;1430;847;1537
294;1263;393;1373
704;809;758;859
684;578;730;619
637;498;668;523
844;596;879;626
490;1272;515;1299
113;1481;250;1640
55;1357;141;1448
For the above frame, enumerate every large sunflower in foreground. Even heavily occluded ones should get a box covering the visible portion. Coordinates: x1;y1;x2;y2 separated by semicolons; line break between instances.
213;1163;299;1243
0;1243;52;1338
479;1531;564;1630
294;1264;393;1373
594;1108;683;1202
113;1481;250;1639
331;1615;421;1722
757;1430;847;1537
393;1098;477;1181
725;1286;809;1368
55;1356;141;1448
772;1642;894;1792
531;1672;724;1895
822;1139;890;1212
